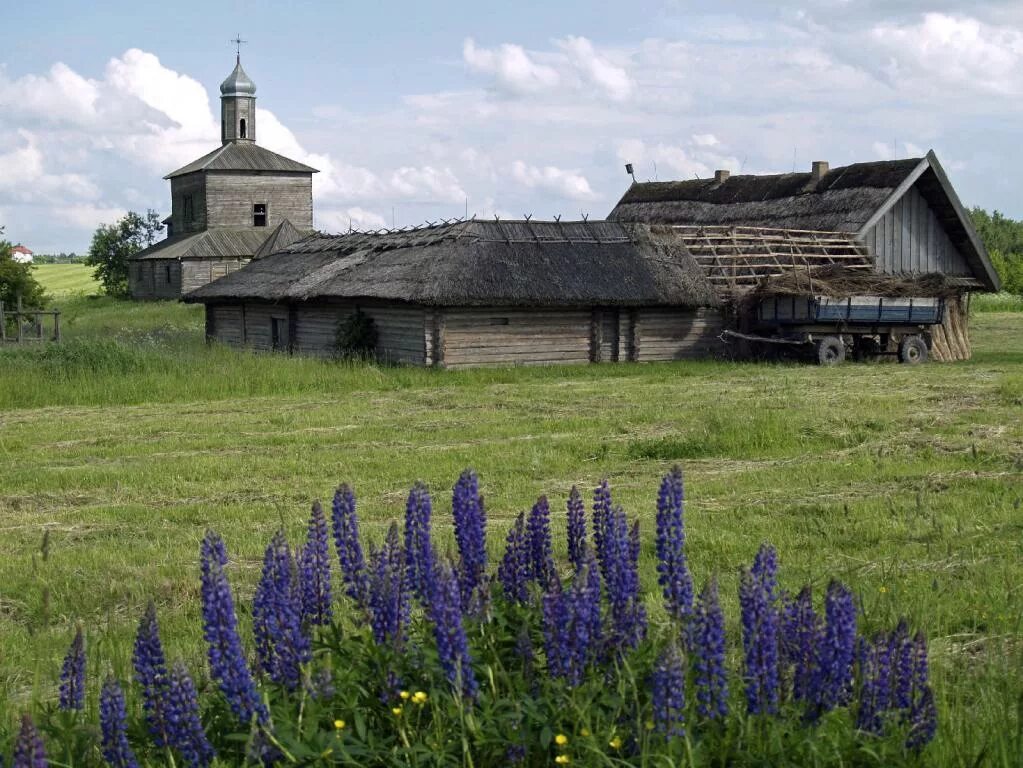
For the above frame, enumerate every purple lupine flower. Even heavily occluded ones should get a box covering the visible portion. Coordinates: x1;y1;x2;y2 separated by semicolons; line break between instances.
652;643;686;738
856;635;884;735
199;531;267;726
751;543;778;603
165;661;215;768
815;580;857;712
891;620;913;712
404;482;436;601
906;630;936;750
13;714;47;768
59;625;85;711
505;744;527;764
100;677;139;768
498;512;530;604
603;505;647;652
298;501;333;627
526;496;556;591
331;484;368;603
428;560;478;699
542;551;602;687
780;586;818;703
252;530;311;690
367;523;410;648
452;469;487;608
592;479;613;583
739;559;779;715
566;486;587;571
655;467;694;623
692;576;729;720
133;602;171;747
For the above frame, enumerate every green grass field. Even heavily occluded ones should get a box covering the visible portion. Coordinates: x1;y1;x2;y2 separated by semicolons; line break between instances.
0;297;1020;764
31;262;100;297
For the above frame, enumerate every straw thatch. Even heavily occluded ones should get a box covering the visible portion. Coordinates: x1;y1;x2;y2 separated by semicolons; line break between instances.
184;219;720;308
750;264;966;300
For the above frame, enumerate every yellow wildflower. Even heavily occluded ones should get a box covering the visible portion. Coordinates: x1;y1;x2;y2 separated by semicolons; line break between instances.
333;719;345;730
412;691;429;705
609;736;623;750
580;728;590;737
554;733;569;746
555;756;571;765
645;720;655;731
399;690;410;700
879;585;888;594
392;706;403;716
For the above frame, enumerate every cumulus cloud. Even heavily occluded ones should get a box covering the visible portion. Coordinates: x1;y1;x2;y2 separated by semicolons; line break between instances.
463;39;560;95
556;36;633;100
0;131;100;202
318;206;388;232
510;161;598;201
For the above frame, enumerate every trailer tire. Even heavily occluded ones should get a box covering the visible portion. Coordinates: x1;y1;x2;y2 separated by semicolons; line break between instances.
815;336;846;366
898;335;928;365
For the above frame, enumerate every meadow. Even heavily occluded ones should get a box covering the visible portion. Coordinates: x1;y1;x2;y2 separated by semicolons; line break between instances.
32;263;101;297
0;295;1020;765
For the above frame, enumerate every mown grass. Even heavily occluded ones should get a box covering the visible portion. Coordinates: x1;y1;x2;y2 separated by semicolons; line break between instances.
32;263;100;297
0;297;1021;765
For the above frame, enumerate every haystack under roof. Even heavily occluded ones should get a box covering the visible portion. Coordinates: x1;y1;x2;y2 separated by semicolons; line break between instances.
183;219;720;308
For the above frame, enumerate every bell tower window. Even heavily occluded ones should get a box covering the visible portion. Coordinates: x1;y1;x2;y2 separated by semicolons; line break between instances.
253;203;267;227
239;118;247;138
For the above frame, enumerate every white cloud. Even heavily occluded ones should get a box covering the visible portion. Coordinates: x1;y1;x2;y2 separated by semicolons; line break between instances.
510;161;598;201
692;133;720;147
0;132;100;202
317;207;387;232
56;204;128;229
557;36;633;100
463;38;560;95
390;166;466;203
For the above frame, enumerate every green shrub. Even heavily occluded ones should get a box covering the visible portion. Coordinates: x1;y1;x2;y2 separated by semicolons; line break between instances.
336;308;379;359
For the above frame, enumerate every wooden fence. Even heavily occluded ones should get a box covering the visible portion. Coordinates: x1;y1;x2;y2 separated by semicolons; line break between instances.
0;297;62;344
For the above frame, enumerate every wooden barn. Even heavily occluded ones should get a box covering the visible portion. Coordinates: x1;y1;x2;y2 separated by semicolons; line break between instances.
609;152;999;361
183;220;724;367
129;56;316;300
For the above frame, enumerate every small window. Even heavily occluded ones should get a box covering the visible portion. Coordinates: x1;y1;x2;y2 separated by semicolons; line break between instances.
239;118;247;138
271;317;288;351
183;195;194;222
164;265;172;284
487;317;510;326
253;203;268;227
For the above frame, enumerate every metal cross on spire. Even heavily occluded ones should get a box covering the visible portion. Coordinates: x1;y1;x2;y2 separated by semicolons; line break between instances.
231;34;247;62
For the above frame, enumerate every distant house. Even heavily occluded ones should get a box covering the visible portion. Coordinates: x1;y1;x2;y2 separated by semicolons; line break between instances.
184;153;998;366
11;245;33;264
129;56;316;300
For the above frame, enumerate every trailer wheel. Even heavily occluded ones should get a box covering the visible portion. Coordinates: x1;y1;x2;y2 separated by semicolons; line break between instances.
815;336;846;366
898;335;928;365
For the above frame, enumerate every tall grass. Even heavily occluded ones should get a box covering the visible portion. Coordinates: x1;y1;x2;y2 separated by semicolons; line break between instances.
971;292;1023;313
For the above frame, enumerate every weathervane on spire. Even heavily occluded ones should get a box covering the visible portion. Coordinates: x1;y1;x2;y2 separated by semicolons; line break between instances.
231;34;247;62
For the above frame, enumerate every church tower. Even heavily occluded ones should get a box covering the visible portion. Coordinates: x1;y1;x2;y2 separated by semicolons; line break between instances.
220;55;257;144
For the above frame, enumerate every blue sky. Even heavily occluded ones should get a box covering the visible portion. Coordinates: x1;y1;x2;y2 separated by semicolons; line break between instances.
2;0;1022;251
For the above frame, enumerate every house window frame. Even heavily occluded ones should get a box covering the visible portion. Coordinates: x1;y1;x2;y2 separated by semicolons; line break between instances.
164;264;172;284
240;118;247;138
253;203;268;227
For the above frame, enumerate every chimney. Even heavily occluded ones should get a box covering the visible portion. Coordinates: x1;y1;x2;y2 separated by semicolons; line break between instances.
714;169;730;183
811;161;829;182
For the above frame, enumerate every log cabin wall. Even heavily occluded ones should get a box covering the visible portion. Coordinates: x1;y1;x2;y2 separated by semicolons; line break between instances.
633;307;724;361
169;173;207;235
205;173;313;230
129;260;181;300
182;259;248;294
439;308;592;368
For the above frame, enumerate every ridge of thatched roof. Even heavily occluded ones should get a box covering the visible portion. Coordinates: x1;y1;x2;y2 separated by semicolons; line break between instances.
183;219;720;308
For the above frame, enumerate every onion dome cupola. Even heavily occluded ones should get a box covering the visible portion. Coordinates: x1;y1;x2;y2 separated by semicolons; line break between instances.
220;56;257;144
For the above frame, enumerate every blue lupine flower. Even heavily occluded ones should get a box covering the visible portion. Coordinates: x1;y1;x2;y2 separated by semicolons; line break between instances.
815;580;857;712
331;484;368;603
566;486;587;571
58;625;85;711
367;523;410;648
891;620;913;711
906;630;936;750
13;714;47;768
856;635;883;734
133;602;171;747
652;643;686;738
739;556;779;715
603;505;647;652
427;559;478;699
298;501;333;627
751;543;778;603
655;467;694;622
498;511;530;604
526;495;556;591
100;677;139;768
199;531;267;725
780;586;818;703
692;576;729;720
404;482;436;601
542;550;601;686
166;661;215;768
592;479;613;583
452;469;487;608
252;529;311;690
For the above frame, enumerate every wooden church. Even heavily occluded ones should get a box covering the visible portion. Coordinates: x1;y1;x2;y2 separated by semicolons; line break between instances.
129;55;317;299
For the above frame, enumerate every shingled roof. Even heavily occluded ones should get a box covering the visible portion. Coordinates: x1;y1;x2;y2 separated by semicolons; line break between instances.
132;229;271;261
165;142;318;178
183;219;720;308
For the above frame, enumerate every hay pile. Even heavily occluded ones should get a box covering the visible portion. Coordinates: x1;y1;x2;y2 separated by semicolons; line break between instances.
750;264;961;299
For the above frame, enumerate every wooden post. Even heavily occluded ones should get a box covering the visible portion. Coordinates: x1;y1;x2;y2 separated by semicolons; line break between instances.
16;295;23;344
53;310;61;343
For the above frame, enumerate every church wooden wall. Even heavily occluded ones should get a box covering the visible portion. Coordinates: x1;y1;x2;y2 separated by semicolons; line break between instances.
205;173;313;230
169;173;207;234
129;260;181;300
202;301;725;367
182;259;248;294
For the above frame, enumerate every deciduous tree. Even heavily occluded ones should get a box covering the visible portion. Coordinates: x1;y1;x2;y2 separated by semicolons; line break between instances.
85;210;164;297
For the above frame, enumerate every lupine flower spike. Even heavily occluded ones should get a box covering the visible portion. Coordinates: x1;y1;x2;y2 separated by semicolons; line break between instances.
655;466;694;623
332;484;368;603
543;549;601;686
404;482;436;601
739;544;780;715
133;602;171;746
100;677;139;768
166;661;215;768
652;642;686;738
566;486;587;571
692;576;729;720
815;580;857;713
498;511;530;604
526;495;556;591
299;500;333;627
367;523;411;648
199;531;267;725
13;714;47;768
427;560;479;699
452;469;487;609
603;504;647;652
59;625;86;711
253;529;311;690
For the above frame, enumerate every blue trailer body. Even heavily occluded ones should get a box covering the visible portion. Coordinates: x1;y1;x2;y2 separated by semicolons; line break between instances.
757;295;945;327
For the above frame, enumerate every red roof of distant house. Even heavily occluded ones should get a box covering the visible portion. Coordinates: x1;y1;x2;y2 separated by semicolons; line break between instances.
12;245;32;255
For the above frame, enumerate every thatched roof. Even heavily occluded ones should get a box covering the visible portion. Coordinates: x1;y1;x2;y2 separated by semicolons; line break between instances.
751;264;965;299
165;142;318;178
132;228;270;262
183;219;720;308
610;159;920;232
